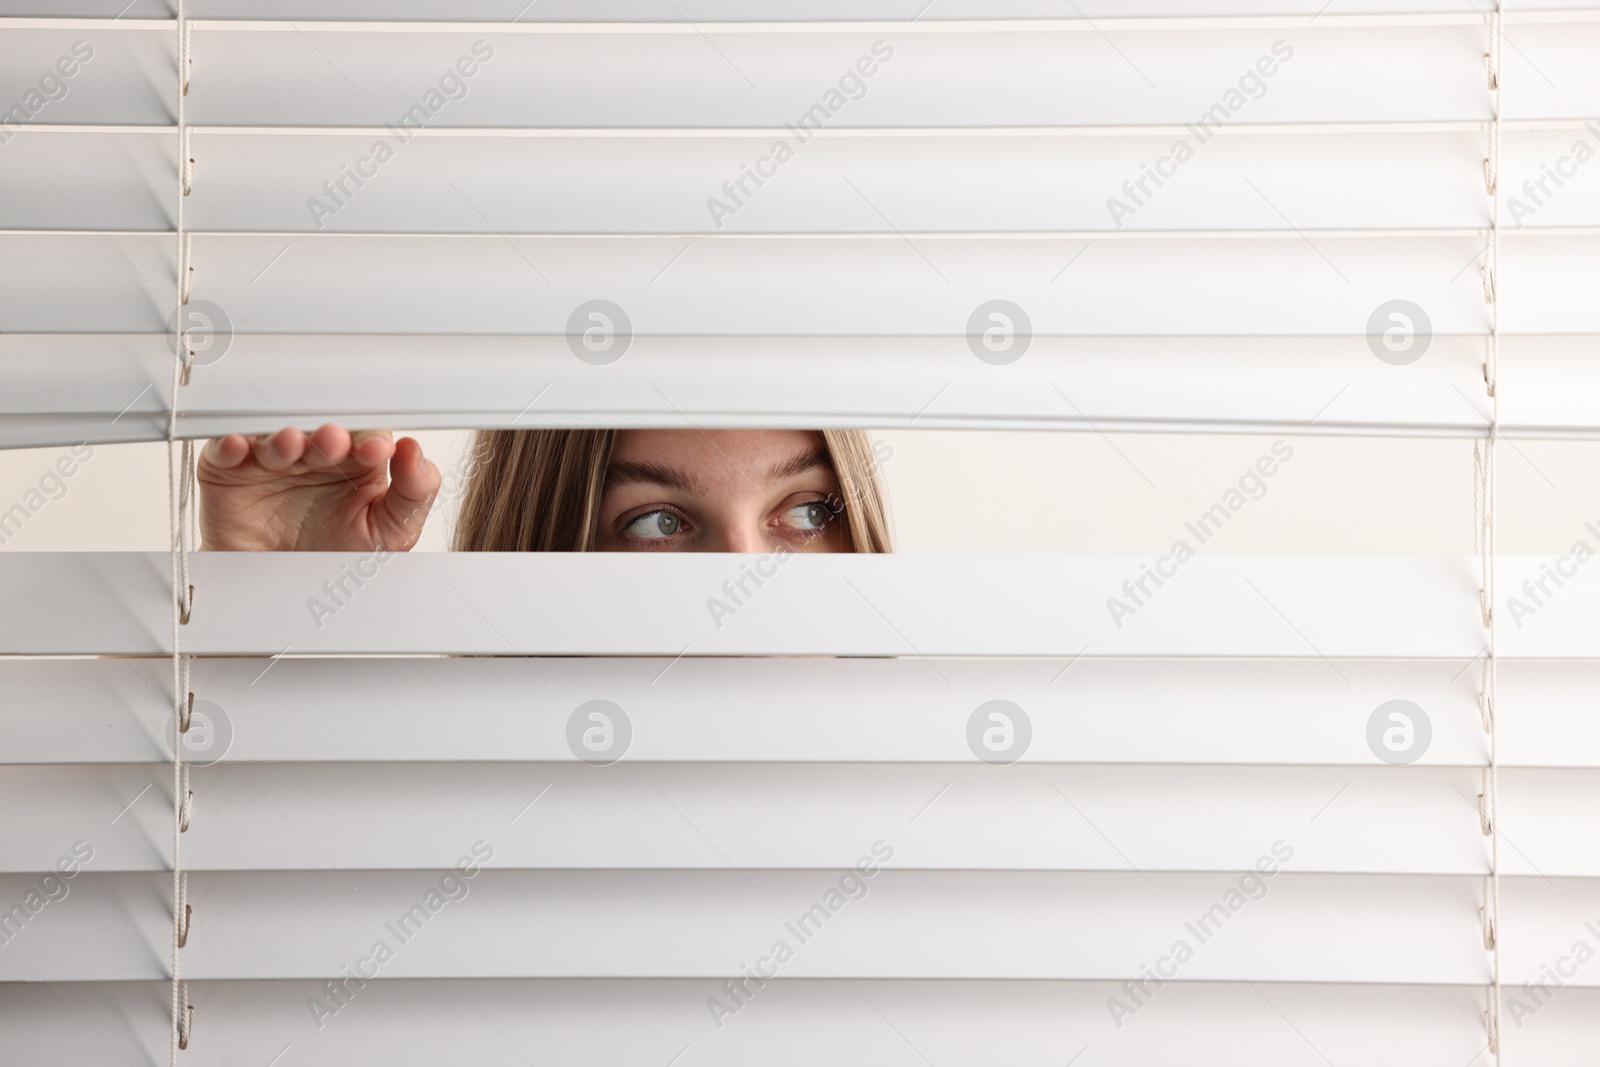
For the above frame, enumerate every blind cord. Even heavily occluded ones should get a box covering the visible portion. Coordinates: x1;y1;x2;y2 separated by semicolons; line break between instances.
1479;4;1504;1060
168;2;194;1061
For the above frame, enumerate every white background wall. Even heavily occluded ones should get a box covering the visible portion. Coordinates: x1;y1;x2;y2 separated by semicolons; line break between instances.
0;428;1595;555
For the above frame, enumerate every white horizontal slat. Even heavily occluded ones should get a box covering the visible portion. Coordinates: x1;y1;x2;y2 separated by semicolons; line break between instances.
9;126;1600;243
188;127;1600;235
4;20;1596;128
0;868;1489;983
11;128;1597;235
1500;340;1600;438
0;762;1508;875
19;127;1600;235
0;333;1509;445
12;334;1600;445
0;26;167;125
0;978;1511;1067
0;131;173;233
7;233;1597;335
6;127;1593;235
1;656;1499;766
181;23;1596;127
0;553;1483;656
1496;554;1600;657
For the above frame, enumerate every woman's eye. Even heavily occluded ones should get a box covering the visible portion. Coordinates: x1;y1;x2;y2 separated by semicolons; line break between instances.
780;501;836;532
623;510;682;540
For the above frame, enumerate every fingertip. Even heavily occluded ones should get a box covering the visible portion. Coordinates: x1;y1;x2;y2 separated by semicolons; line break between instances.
259;427;308;469
392;435;425;475
201;434;249;469
351;428;397;466
281;427;309;458
314;422;349;447
308;423;352;467
391;438;441;497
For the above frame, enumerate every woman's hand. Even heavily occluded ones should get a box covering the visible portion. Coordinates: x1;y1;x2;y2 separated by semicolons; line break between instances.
198;425;441;551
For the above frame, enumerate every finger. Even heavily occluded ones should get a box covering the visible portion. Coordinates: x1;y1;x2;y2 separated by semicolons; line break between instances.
370;437;441;551
386;437;436;505
347;429;397;471
252;427;309;471
198;434;251;471
298;423;354;472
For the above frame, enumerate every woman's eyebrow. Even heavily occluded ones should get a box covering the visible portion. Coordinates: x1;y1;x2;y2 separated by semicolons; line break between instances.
766;446;832;482
603;460;697;492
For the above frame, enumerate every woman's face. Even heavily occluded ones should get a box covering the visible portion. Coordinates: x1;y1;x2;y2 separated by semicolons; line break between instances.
595;429;854;553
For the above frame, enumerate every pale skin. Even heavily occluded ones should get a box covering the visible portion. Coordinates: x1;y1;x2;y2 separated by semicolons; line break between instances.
198;426;853;553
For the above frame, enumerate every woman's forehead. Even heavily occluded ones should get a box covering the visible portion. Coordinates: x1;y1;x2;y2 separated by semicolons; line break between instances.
608;429;831;487
611;428;825;467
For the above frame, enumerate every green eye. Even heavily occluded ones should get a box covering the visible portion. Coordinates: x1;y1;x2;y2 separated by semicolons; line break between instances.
782;500;836;532
624;510;680;539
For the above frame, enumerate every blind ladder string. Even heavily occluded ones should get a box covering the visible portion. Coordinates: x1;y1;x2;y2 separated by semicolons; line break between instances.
1478;3;1504;1061
168;4;195;1061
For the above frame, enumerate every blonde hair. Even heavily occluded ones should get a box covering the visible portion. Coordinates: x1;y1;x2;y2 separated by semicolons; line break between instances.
453;429;891;553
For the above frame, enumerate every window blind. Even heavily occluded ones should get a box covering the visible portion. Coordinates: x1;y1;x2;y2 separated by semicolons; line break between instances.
4;3;1599;1065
